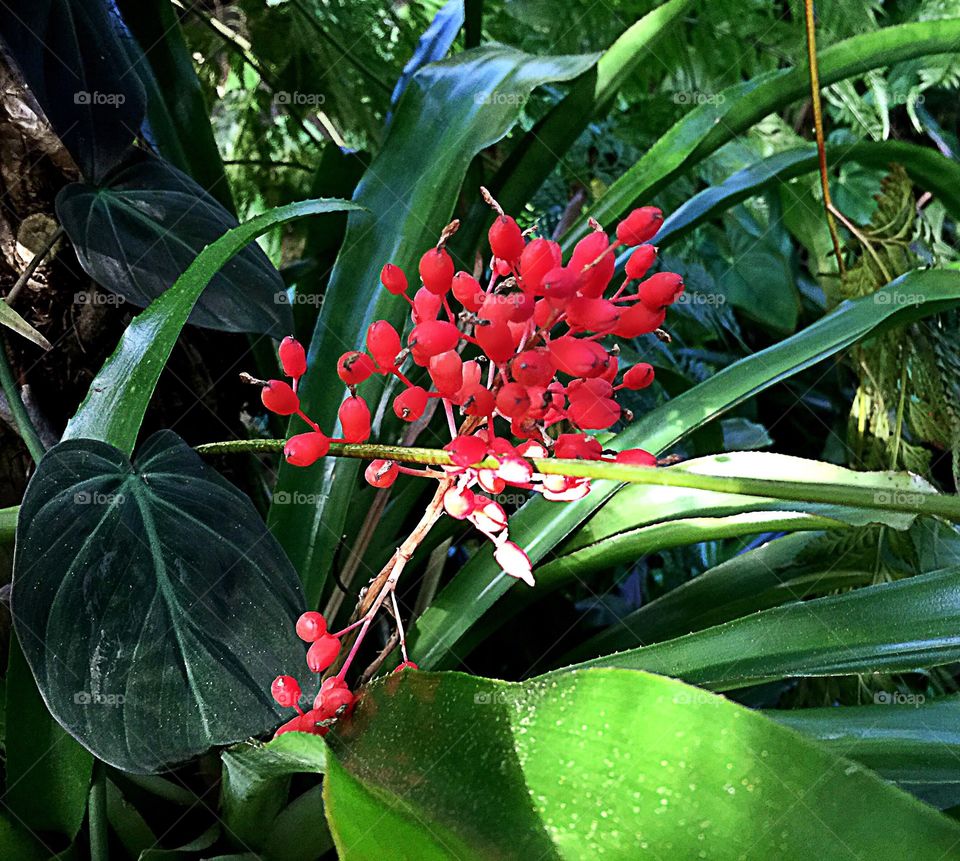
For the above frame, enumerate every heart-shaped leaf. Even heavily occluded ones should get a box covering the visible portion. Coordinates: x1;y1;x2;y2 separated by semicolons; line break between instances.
0;0;146;182
12;431;308;773
56;153;290;336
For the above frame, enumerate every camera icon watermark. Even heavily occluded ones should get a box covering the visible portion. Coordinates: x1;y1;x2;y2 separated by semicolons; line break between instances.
273;491;325;505
672;90;725;107
671;689;721;707
74;90;126;107
873;489;926;507
873;291;924;305
274;291;324;307
74;691;125;706
674;291;726;307
75;291;126;306
474;92;528;106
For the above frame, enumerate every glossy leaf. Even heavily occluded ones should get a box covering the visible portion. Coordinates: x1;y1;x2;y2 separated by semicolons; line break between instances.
410;268;960;668
319;669;960;857
563;18;960;247
56;153;288;336
63;196;360;455
12;431;308;772
0;0;146;181
268;45;597;605
564;565;960;689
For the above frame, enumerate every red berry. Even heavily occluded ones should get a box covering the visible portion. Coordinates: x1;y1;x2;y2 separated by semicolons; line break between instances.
533;298;555;329
488;215;525;262
445;435;489;467
616;448;657;466
542;266;577;303
284;432;331;467
419;247;454;295
413;286;443;323
314;677;355;719
337;350;376;385
475;321;515;364
393;385;429;421
554;433;603;459
616;206;663;246
625;245;657;280
429;350;463;398
409;320;460;365
380;263;408;295
306;635;341;673
279;336;307;378
519;238;561;293
548;337;605;377
568;377;614;402
570;231;615;298
508;290;535;322
496;382;531;419
614;303;666;338
569;396;621;429
511;349;554;387
600;355;620;383
452;271;484;312
638;272;684;309
393;660;419;672
296;611;327;642
261;380;299;415
365;459;398;487
271;675;302;709
623;363;655;389
566;297;620;333
462;385;495;417
443;485;476;519
338;396;371;443
367;321;401;369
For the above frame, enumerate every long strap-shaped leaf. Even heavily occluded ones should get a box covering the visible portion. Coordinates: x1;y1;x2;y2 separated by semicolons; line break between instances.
63;199;361;455
558;565;960;688
562;18;960;249
409;267;960;669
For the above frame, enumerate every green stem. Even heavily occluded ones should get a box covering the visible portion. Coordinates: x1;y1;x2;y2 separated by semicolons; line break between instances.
0;336;45;462
89;761;108;861
0;505;18;544
196;439;960;521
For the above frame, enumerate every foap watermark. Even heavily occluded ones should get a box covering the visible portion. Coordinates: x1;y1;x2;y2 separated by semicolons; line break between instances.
75;90;126;107
492;491;530;510
874;691;925;708
74;490;124;505
873;489;926;507
274;90;326;107
74;691;126;707
474;92;528;106
672;90;725;107
675;291;726;307
671;689;721;708
474;689;524;706
873;291;924;305
275;291;324;308
273;491;326;505
75;291;126;306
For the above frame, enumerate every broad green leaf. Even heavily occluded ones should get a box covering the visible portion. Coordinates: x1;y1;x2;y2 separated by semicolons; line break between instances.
410;268;960;669
564;565;960;689
12;431;307;772
56;153;289;336
320;669;960;857
770;694;960;806
3;638;92;839
647;142;960;254
0;301;51;350
220;734;327;849
563;18;960;247
0;811;45;860
0;0;146;181
268;45;598;605
63;196;360;456
106;779;156;859
264;785;334;861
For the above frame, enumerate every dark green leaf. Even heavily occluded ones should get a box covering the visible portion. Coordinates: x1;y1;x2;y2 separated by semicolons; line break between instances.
268;45;598;605
12;431;308;772
0;0;146;181
63;196;360;455
56;153;287;336
320;669;960;857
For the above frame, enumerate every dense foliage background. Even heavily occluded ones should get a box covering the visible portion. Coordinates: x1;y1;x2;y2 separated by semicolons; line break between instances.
1;0;960;858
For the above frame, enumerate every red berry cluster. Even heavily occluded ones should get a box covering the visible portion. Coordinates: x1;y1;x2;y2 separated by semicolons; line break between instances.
258;192;677;725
